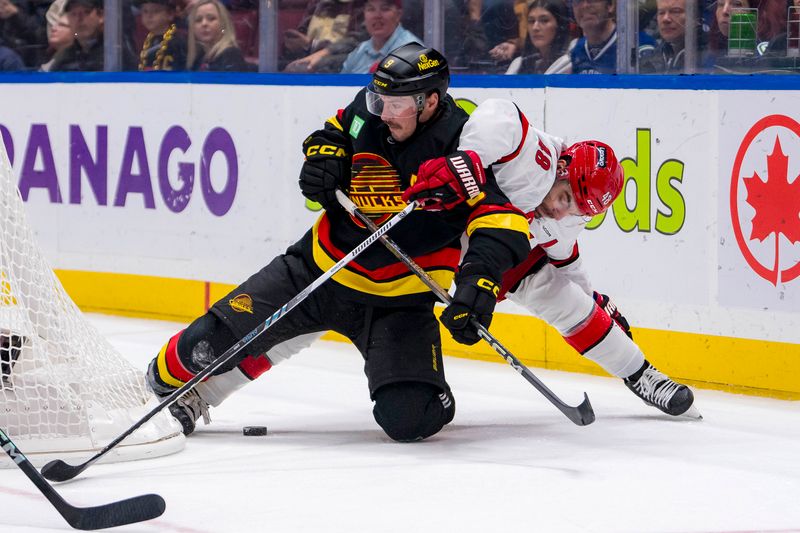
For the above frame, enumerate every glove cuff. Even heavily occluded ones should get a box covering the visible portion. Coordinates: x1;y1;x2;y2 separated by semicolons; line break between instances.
457;262;498;283
456;263;500;297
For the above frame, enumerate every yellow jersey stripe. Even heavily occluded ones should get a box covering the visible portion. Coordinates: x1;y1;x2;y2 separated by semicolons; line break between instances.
467;212;530;237
326;116;344;131
311;220;455;296
156;341;186;388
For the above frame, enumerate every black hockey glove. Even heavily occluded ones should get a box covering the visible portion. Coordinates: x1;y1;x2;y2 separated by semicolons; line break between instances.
299;129;350;209
593;291;633;339
441;265;500;345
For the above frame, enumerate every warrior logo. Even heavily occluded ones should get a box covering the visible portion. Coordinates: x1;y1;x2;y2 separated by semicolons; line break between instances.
229;294;254;314
449;154;481;199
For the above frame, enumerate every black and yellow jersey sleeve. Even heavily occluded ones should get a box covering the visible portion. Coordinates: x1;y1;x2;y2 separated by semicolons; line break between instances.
461;200;531;282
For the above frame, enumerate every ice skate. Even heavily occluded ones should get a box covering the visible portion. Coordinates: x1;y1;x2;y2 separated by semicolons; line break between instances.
167;389;211;436
624;361;700;418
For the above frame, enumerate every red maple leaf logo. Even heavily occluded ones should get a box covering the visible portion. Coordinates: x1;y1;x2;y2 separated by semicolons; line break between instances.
742;135;800;284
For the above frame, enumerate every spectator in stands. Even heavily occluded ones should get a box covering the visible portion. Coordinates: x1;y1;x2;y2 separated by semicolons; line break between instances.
224;0;258;62
0;0;47;67
708;0;786;57
505;0;572;74
751;0;788;45
282;0;365;71
283;0;489;74
186;0;250;71
51;0;137;71
442;0;493;71
640;0;688;72
44;0;68;32
39;13;73;71
569;0;655;73
339;0;421;73
136;0;186;70
640;0;660;36
483;0;525;57
0;36;23;69
765;0;800;55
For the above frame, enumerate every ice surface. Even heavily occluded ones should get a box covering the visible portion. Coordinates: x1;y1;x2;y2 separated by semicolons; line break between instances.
1;314;798;533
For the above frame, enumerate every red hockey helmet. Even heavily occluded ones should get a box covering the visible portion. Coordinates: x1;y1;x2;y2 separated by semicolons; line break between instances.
560;141;624;216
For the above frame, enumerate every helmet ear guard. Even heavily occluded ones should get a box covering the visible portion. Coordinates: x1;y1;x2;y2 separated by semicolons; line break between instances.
561;141;624;217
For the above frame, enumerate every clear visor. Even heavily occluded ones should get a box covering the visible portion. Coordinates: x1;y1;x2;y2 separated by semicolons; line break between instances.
366;87;423;119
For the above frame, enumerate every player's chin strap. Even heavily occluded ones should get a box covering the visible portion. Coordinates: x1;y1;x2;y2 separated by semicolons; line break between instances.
39;200;419;483
336;190;595;427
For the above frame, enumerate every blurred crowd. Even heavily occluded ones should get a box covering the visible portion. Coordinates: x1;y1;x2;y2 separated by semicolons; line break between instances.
0;0;797;73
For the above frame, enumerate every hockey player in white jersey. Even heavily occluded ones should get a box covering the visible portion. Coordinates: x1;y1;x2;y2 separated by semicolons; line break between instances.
403;98;697;417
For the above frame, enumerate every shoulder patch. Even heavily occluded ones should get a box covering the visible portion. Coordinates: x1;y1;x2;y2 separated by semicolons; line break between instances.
349;115;365;139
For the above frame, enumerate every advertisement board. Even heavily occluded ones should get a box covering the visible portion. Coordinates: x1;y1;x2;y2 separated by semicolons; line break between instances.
2;79;798;395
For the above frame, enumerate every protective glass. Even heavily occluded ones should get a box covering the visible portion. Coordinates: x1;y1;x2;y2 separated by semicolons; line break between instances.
365;88;422;119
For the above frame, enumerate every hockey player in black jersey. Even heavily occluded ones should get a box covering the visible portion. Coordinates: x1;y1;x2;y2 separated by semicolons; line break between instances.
145;42;531;441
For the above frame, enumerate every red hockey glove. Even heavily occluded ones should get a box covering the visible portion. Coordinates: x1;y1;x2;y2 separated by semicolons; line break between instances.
593;292;633;339
299;129;350;209
441;265;499;345
402;150;486;211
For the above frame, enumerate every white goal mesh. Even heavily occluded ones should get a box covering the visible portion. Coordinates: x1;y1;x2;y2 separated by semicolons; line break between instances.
0;146;183;467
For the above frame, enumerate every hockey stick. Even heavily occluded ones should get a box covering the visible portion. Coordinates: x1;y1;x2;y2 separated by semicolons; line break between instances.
41;200;418;482
1;428;165;530
336;190;595;426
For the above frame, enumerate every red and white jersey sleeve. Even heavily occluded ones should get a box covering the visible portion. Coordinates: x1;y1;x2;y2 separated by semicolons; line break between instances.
458;98;565;215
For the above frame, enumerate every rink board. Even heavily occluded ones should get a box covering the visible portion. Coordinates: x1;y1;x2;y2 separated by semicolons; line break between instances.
0;74;797;398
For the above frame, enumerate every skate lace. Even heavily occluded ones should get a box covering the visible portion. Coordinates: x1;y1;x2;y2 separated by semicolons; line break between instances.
633;366;681;409
177;389;211;425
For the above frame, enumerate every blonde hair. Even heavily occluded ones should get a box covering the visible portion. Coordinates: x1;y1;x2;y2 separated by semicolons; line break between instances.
186;0;239;68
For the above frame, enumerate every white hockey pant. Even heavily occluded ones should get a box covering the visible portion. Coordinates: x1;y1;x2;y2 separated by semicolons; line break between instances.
507;264;643;378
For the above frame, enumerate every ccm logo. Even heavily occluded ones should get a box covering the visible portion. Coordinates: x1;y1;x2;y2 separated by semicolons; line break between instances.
476;277;499;296
306;144;347;158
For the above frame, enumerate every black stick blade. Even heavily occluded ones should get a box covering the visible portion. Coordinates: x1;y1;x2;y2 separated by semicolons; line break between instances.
566;393;596;426
41;459;86;482
63;494;166;531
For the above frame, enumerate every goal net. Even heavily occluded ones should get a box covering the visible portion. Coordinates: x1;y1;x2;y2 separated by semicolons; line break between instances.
0;146;184;467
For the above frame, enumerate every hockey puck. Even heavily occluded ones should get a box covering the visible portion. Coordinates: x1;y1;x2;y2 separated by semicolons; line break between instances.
243;426;267;436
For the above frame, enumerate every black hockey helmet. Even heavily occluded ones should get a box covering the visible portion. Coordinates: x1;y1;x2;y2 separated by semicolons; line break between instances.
370;42;450;99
